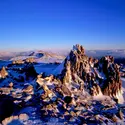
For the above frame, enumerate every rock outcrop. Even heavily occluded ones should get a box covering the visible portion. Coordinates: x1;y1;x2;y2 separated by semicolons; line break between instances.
12;59;24;65
0;66;8;79
56;44;123;101
100;56;122;99
0;44;124;124
0;95;15;122
25;57;35;63
24;64;38;80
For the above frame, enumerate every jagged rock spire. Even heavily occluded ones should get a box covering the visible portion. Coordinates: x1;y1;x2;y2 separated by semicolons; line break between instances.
60;44;89;85
56;44;123;102
100;56;122;99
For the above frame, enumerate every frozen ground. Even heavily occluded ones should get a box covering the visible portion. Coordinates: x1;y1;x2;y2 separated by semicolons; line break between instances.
1;60;125;124
34;63;58;75
121;77;125;104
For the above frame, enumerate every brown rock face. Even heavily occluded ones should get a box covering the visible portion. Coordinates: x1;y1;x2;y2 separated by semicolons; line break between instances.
25;57;35;63
57;44;122;100
100;56;122;98
12;60;24;65
0;67;8;79
23;85;34;95
60;44;89;84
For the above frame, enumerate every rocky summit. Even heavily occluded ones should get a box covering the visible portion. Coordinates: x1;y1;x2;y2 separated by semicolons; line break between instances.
0;44;125;125
56;44;122;100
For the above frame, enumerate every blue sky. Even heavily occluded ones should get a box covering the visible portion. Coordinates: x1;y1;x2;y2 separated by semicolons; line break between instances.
0;0;125;51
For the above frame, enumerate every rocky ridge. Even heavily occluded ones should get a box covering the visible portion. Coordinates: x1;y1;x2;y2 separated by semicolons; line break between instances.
56;44;122;101
0;44;125;124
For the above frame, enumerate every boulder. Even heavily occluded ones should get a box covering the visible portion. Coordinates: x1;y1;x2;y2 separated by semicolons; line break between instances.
0;95;15;122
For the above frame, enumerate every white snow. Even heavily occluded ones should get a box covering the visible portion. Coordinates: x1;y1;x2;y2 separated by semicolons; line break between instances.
52;60;65;76
94;68;106;79
34;63;58;75
10;51;65;64
93;77;125;104
121;77;125;104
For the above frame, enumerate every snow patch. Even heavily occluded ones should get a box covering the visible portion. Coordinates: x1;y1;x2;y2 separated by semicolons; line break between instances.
52;60;65;76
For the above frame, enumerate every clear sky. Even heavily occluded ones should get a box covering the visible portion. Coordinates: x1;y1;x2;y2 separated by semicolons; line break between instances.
0;0;125;51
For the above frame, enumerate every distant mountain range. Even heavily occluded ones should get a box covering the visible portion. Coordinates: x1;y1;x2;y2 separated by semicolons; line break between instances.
86;49;125;58
0;49;125;62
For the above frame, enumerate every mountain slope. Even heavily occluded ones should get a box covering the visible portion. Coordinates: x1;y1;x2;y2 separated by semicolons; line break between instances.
10;50;65;63
54;44;123;103
0;44;125;124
